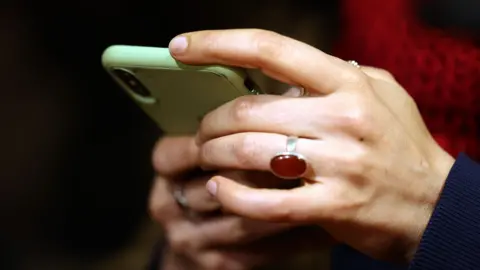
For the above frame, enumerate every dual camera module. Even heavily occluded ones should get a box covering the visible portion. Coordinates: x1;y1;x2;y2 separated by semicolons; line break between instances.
112;68;152;98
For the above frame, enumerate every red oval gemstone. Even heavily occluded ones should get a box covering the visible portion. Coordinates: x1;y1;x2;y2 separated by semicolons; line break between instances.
270;154;307;179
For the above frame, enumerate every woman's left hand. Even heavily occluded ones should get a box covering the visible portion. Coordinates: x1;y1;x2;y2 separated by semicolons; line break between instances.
168;29;455;262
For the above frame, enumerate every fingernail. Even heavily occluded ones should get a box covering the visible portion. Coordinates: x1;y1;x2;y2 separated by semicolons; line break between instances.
283;86;304;97
206;180;217;196
169;36;188;55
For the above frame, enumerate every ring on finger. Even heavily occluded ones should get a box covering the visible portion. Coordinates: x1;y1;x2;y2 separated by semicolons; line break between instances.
173;182;189;209
172;182;202;220
347;60;361;69
270;136;309;179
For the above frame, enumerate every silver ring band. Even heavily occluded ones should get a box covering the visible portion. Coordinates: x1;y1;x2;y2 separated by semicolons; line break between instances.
173;183;203;220
173;183;189;209
286;136;299;152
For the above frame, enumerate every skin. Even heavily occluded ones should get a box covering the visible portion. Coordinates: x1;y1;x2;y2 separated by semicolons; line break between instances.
166;29;456;263
150;137;335;270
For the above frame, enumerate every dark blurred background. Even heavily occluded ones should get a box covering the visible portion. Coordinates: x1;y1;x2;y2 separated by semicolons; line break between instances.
0;1;338;269
0;1;478;269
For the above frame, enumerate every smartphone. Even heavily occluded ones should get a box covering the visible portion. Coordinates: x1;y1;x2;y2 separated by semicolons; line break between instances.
101;45;262;135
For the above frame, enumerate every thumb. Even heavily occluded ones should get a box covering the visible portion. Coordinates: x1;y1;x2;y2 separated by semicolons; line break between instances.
205;175;331;223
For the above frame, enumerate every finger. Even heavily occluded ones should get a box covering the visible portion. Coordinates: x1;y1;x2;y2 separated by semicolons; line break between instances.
149;175;183;223
220;170;302;190
199;132;364;180
171;170;300;213
169;29;368;95
196;93;356;144
166;216;293;253
206;176;335;223
194;226;334;270
152;136;199;177
150;169;300;221
149;173;220;223
179;174;220;212
196;95;327;143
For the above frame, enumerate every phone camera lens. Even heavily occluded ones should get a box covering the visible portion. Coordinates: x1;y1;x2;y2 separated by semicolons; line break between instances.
244;77;260;95
244;77;255;91
112;68;152;98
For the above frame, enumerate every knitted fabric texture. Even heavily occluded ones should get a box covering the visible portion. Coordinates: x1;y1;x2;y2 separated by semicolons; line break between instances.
333;0;480;159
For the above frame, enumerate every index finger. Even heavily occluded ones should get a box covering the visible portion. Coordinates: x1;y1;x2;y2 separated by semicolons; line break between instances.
168;29;365;94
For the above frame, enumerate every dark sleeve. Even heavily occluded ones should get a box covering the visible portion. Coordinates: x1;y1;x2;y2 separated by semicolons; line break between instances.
409;153;480;269
332;153;480;270
146;240;166;270
331;245;408;270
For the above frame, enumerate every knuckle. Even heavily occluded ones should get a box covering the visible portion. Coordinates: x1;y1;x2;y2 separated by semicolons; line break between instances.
251;30;286;64
375;68;395;80
167;228;193;254
261;198;296;222
345;107;369;131
339;104;369;134
363;66;396;81
340;68;369;87
233;133;261;168
198;141;215;166
341;146;370;176
336;94;380;139
199;32;224;58
230;95;257;124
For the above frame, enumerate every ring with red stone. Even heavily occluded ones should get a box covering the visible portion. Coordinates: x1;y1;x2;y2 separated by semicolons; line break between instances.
269;136;308;179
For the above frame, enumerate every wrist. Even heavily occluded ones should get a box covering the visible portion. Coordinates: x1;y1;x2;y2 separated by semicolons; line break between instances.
425;143;455;208
427;146;455;212
433;149;455;186
406;145;455;261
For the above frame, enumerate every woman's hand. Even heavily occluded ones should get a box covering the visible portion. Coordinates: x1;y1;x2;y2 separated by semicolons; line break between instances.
150;136;333;270
168;29;456;262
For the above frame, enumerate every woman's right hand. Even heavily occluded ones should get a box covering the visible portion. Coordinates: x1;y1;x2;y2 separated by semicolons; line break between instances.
149;136;334;270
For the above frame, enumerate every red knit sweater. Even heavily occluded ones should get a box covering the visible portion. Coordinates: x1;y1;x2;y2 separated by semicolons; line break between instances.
333;0;480;159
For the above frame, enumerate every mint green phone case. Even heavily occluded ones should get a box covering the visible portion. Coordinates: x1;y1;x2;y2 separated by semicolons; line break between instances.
101;45;260;134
